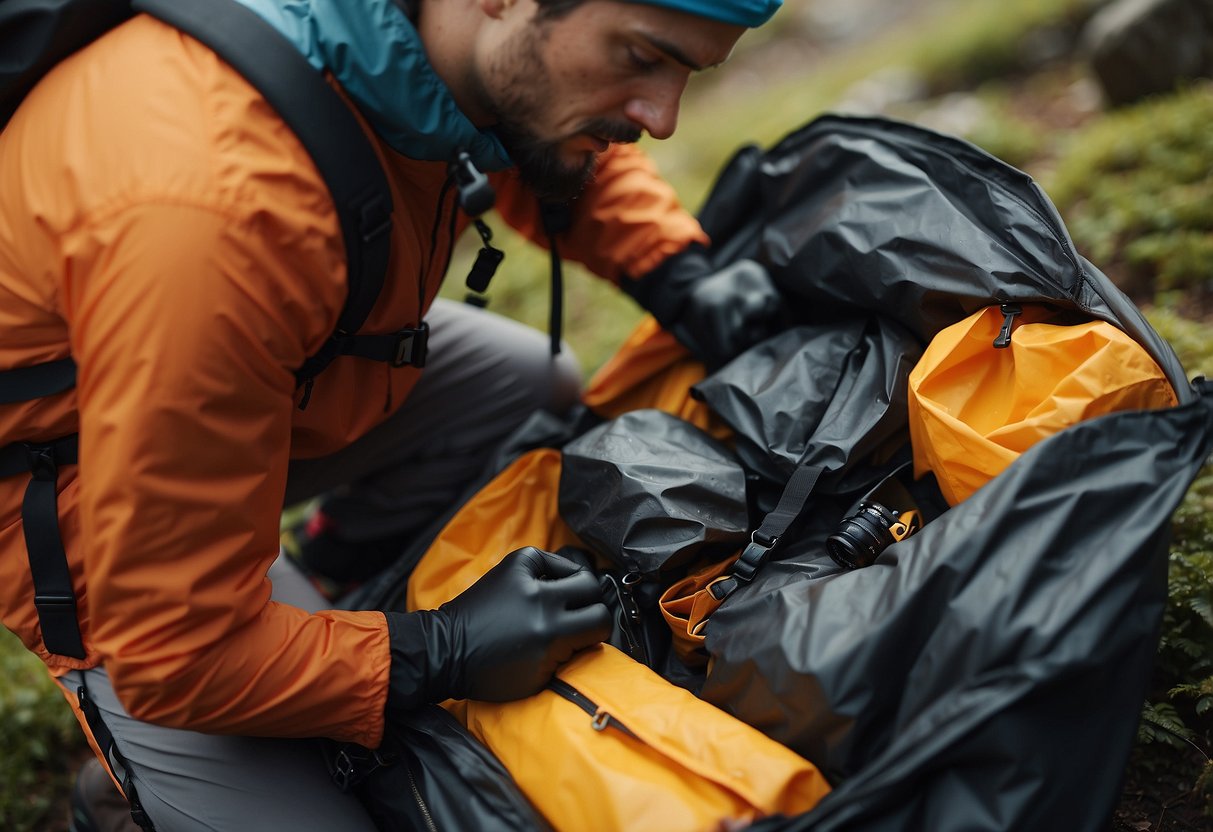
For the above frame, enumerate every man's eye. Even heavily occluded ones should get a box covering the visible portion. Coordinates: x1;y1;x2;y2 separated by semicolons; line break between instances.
627;47;660;72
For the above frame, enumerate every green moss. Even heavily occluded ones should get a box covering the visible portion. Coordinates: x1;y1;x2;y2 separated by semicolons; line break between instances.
0;628;86;831
1048;84;1213;298
1146;305;1213;380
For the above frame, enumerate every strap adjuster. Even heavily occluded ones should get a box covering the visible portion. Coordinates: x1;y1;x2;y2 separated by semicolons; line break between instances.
392;323;429;368
24;444;58;481
359;195;392;244
731;531;776;585
34;592;77;610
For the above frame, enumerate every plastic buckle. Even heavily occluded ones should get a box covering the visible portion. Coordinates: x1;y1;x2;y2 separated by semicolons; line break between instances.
359;196;392;243
23;443;57;481
331;744;399;792
731;530;777;585
451;151;496;217
392;323;429;368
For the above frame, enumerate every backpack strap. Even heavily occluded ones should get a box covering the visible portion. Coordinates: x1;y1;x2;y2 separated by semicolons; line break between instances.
0;357;75;403
0;435;85;658
132;0;395;383
0;357;82;657
709;463;826;602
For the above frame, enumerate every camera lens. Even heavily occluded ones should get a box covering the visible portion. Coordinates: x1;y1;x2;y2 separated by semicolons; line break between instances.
827;501;899;569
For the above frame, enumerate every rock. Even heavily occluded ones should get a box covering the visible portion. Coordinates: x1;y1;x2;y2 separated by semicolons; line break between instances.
835;66;929;115
1082;0;1213;106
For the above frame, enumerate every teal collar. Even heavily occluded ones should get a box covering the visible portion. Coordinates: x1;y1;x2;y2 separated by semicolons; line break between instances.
230;0;511;171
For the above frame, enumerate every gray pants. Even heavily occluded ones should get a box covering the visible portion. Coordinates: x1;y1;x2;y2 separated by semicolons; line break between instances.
63;300;582;830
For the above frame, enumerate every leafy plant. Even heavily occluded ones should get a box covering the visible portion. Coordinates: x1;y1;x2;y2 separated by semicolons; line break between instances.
0;627;87;830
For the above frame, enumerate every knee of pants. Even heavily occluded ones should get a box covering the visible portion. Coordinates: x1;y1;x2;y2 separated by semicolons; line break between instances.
546;344;584;415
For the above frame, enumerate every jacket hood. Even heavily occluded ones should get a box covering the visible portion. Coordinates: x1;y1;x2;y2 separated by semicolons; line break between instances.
230;0;512;171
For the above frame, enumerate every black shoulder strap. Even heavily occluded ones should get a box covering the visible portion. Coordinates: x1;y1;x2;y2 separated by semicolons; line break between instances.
132;0;394;349
0;357;75;404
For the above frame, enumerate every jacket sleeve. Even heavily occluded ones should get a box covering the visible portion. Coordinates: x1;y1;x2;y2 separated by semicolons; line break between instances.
492;142;709;283
67;199;391;748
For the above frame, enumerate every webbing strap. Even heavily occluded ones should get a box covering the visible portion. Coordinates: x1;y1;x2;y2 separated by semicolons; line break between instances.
710;463;826;601
78;684;156;831
132;0;394;355
0;357;75;404
20;436;84;658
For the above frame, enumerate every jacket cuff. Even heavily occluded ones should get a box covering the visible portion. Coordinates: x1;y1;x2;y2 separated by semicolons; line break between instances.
384;609;455;715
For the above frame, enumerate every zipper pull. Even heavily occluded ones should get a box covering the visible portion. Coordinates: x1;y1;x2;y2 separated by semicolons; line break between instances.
590;708;638;739
619;565;643;624
993;303;1022;349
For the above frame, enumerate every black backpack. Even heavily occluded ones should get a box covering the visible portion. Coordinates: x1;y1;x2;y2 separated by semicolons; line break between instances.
0;0;407;661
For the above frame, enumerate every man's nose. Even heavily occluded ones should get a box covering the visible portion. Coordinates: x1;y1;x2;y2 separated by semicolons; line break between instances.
623;78;685;140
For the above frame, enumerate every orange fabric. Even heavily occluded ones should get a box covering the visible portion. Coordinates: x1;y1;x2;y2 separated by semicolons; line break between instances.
658;556;739;667
583;316;731;440
0;16;702;745
494;143;709;281
908;304;1179;506
459;644;831;831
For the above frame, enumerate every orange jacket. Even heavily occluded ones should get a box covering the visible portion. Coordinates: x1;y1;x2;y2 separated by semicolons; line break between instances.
0;15;705;748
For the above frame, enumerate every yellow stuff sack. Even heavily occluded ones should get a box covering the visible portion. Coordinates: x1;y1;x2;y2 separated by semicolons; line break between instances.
452;644;831;832
908;304;1178;506
407;446;832;831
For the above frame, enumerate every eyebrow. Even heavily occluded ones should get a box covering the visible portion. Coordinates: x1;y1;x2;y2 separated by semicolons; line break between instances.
639;33;722;72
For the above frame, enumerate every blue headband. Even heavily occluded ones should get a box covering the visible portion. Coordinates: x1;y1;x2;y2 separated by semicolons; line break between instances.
628;0;782;27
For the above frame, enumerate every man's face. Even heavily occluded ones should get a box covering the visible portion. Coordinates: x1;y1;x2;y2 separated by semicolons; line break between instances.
472;0;744;200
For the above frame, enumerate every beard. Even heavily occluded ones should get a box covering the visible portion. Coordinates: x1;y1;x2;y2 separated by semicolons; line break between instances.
492;116;641;202
475;21;641;202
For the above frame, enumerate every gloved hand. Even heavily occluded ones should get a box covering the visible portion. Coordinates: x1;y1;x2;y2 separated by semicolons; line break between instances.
385;547;611;712
622;244;785;370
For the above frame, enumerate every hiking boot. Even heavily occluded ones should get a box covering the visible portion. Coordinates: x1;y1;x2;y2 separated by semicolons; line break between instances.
280;508;411;601
68;757;142;832
279;508;352;601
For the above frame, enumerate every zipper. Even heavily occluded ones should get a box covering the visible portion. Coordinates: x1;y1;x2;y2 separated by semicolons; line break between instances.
602;567;649;665
993;303;1022;348
548;679;639;741
405;757;438;832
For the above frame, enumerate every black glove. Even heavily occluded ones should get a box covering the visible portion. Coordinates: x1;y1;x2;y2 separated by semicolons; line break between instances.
385;547;611;712
622;244;785;370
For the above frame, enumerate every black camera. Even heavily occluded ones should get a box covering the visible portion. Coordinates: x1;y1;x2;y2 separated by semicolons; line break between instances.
827;500;921;570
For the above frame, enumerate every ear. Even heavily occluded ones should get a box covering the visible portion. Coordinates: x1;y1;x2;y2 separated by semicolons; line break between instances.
478;0;515;19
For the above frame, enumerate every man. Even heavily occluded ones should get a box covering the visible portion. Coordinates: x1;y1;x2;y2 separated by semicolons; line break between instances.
0;0;782;828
